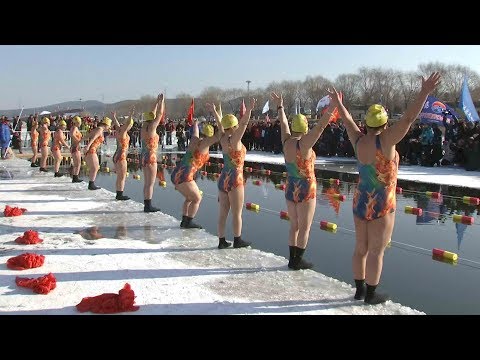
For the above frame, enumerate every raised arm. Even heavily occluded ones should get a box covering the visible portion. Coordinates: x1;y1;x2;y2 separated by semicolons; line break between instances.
112;111;121;129
382;72;441;146
231;98;256;144
299;101;337;151
270;92;290;144
120;107;135;133
151;94;165;129
327;88;363;148
202;102;224;148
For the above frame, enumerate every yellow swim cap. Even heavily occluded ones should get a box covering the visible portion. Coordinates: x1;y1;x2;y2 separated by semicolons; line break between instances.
143;111;155;121
59;120;67;127
73;116;82;126
42;117;50;125
101;117;112;127
291;114;308;134
201;124;214;137
221;114;238;129
365;104;388;128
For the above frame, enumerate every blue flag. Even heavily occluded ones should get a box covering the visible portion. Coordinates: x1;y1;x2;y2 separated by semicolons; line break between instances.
459;76;479;122
419;95;459;126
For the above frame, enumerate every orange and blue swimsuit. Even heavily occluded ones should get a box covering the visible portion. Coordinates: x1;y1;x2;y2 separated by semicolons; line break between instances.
113;133;130;163
285;140;317;203
218;137;246;193
86;134;104;155
39;128;51;148
352;135;399;221
171;148;210;186
31;129;38;149
70;129;83;154
141;133;159;166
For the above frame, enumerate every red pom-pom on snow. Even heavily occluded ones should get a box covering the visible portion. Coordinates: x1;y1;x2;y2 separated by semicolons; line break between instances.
7;253;45;270
15;230;43;244
76;283;140;314
16;273;56;294
4;205;27;217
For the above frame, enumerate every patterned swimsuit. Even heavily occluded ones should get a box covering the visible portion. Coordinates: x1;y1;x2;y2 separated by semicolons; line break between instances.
141;133;159;166
113;133;130;163
39;128;51;148
86;134;104;155
171;147;210;186
218;137;246;193
31;129;38;149
51;131;62;152
70;129;83;154
285;140;317;203
352;135;399;221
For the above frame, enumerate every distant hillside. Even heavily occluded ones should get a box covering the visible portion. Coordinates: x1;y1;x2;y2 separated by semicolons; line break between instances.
0;96;250;120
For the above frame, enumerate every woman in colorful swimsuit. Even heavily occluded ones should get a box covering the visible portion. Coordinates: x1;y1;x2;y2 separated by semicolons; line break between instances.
84;117;112;190
70;116;84;183
51;120;70;177
216;98;256;249
271;92;337;271
30;115;39;167
327;72;441;304
171;105;223;229
38;117;51;172
141;94;164;213
112;109;134;200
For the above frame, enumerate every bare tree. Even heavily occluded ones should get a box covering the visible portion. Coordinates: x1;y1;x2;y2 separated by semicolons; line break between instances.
397;72;421;109
335;73;360;107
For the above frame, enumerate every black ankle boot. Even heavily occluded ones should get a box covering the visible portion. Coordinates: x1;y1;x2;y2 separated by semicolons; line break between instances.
144;199;160;213
287;246;296;269
54;172;63;177
233;236;251;248
180;215;187;228
39;167;48;172
72;175;83;183
184;216;202;229
218;237;231;249
290;247;314;270
116;191;130;200
364;284;390;305
88;181;100;190
31;162;39;167
354;279;366;300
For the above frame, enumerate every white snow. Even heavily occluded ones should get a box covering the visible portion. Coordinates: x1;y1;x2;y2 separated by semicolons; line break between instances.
0;158;422;315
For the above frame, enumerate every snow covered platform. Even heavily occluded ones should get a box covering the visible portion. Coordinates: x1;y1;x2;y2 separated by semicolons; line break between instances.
0;158;422;315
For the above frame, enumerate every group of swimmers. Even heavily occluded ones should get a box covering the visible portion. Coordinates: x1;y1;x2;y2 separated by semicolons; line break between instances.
29;72;441;304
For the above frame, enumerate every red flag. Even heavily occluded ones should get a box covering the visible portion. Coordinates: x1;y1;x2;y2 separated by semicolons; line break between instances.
240;99;246;118
187;98;194;125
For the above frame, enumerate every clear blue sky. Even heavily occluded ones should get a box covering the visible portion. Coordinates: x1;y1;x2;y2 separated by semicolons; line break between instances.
1;45;480;110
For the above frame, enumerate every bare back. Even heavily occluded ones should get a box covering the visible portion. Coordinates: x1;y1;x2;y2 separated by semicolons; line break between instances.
356;132;396;163
283;137;313;163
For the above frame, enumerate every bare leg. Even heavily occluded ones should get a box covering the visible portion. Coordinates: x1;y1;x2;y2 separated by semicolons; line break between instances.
40;146;49;170
364;212;395;304
72;151;81;176
143;162;159;212
217;190;230;239
115;160;129;200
